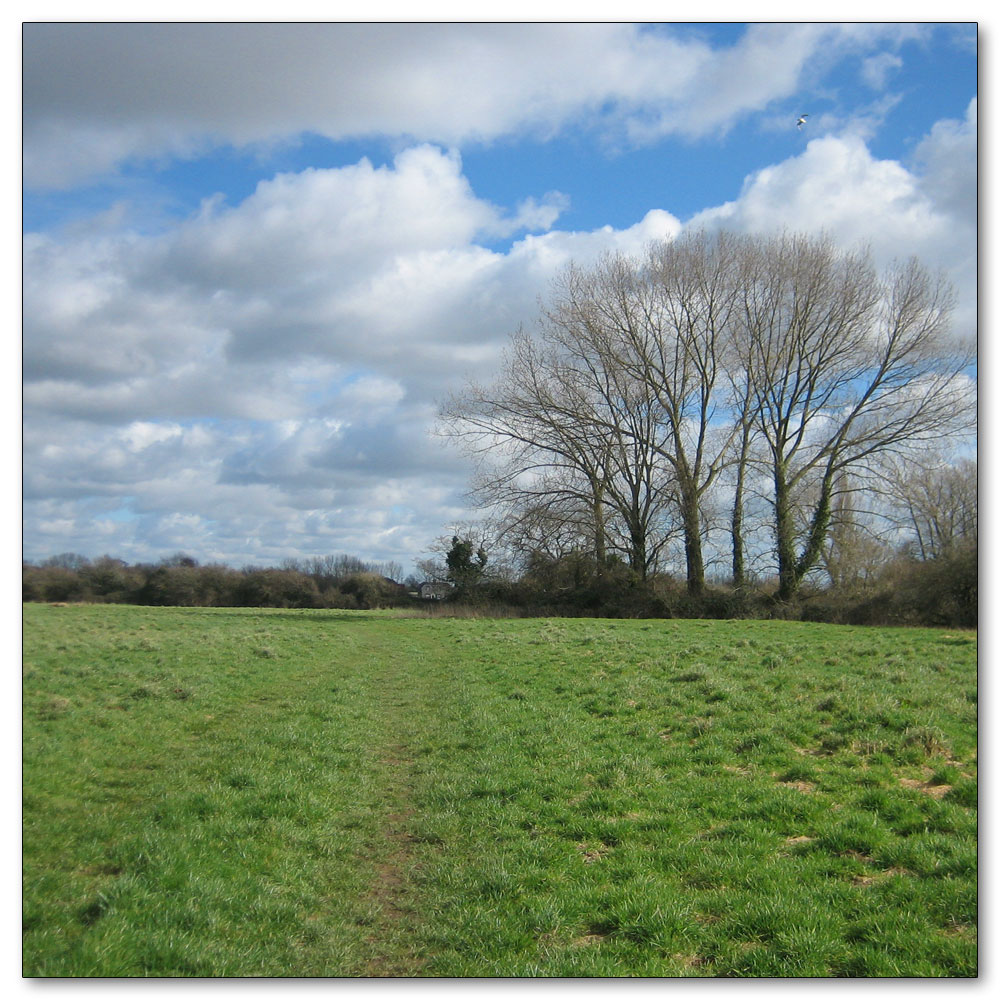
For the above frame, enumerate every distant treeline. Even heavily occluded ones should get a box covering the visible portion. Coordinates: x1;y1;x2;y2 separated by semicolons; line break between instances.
22;553;414;611
22;542;976;628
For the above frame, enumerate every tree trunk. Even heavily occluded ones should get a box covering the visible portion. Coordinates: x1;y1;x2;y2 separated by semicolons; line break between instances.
679;482;705;596
774;469;799;602
591;480;607;566
794;470;835;586
731;493;745;590
731;422;751;589
774;466;836;602
629;527;648;581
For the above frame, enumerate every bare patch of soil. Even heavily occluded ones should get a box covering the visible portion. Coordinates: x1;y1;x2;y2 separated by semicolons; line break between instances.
576;841;613;863
940;922;976;939
900;777;952;798
672;952;708;969
852;866;912;887
779;780;815;793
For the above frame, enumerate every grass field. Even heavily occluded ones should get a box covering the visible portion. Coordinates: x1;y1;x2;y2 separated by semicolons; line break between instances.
22;604;977;977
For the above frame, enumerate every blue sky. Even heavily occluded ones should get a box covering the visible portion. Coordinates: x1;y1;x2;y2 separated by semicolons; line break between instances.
21;20;978;577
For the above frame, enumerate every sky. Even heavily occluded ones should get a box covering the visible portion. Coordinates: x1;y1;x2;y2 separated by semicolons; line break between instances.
20;18;979;578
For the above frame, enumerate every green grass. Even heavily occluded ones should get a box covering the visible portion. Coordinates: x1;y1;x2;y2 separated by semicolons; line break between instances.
22;605;978;977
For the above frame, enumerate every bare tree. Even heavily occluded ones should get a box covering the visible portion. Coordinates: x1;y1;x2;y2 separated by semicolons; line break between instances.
726;402;759;589
736;232;974;601
441;319;676;579
538;233;750;594
818;473;895;590
441;329;609;562
882;454;977;560
478;484;597;570
539;311;681;578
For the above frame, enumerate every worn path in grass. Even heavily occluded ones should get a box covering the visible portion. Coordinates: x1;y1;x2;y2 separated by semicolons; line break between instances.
360;652;428;976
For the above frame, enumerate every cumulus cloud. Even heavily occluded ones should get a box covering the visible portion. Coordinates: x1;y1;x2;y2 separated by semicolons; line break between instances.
687;127;976;341
691;135;931;244
24;146;562;422
22;143;602;566
911;97;977;223
23;22;928;189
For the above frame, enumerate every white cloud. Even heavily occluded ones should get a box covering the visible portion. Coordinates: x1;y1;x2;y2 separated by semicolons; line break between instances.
686;128;976;341
911;97;977;223
23;22;928;189
23;143;686;567
508;209;683;275
861;52;903;90
691;134;932;242
501;193;571;236
23;147;557;423
123;421;184;450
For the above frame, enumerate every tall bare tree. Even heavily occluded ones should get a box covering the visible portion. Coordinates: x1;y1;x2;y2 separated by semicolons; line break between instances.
881;454;977;560
736;233;974;601
818;473;894;590
440;325;676;578
441;328;612;565
539;233;751;594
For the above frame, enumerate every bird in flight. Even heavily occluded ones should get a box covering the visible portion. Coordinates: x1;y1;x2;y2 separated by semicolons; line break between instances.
796;113;809;130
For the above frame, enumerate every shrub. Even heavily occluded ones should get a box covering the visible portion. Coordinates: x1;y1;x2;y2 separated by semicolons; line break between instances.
23;566;89;603
234;569;322;608
338;573;406;610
